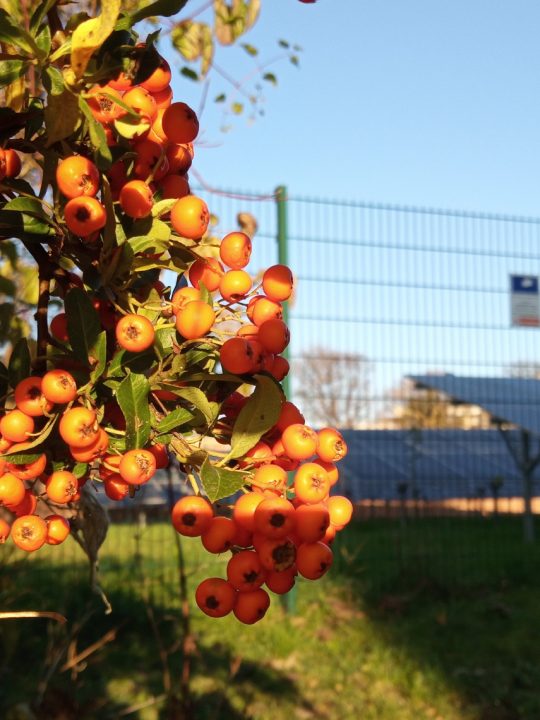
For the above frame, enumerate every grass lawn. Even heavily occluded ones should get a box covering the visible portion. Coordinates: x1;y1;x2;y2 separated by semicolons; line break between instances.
1;515;540;719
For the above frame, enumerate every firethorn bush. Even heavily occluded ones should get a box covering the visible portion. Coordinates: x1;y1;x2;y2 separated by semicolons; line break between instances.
0;0;348;624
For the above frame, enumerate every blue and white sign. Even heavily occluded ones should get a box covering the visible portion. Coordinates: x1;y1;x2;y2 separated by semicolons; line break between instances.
510;275;540;327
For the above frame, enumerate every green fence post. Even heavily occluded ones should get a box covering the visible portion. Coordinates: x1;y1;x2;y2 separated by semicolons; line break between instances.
275;185;297;614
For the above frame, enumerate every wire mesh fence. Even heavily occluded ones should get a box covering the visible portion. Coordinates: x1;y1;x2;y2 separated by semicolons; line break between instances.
4;187;540;604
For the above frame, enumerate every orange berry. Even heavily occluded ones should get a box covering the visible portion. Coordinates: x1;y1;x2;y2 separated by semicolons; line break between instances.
219;337;255;375
188;257;224;291
59;407;99;448
253;497;296;539
227;549;265;592
317;427;348;463
171;495;214;537
295;502;330;543
247;295;282;326
257;537;296;572
219;231;252;269
119;449;157;485
0;517;10;543
56;155;100;199
233;587;270;624
14;377;53;417
119;179;154;218
219;269;252;302
265;567;296;595
41;369;77;404
175;300;215;340
257;318;290;354
251;464;287;493
64;196;106;236
281;423;318;461
201;516;237;554
116;314;155;352
0;409;34;443
11;514;47;552
327;495;354;528
46;471;79;504
162;102;199;144
232;492;265;532
262;264;294;302
4;149;21;178
296;541;333;580
195;577;236;618
0;472;26;507
45;515;70;545
171;195;210;239
294;462;331;504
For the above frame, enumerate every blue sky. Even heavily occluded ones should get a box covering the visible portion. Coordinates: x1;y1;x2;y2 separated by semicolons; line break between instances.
165;0;540;216
159;2;540;416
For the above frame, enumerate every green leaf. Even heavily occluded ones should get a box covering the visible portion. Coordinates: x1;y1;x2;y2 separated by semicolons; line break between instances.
227;375;284;460
64;287;101;367
175;386;216;423
79;97;113;169
290;55;299;67
1;451;42;464
263;72;277;86
70;0;121;78
151;199;176;219
107;347;155;378
200;455;248;502
278;39;290;49
0;9;43;58
72;462;89;478
119;0;189;28
42;66;65;96
0;276;15;295
89;330;107;382
180;66;199;81
214;93;226;103
0;361;8;408
35;23;51;56
0;60;30;88
153;326;176;358
31;0;61;33
0;197;54;240
153;407;194;434
44;88;81;146
8;338;31;388
241;43;258;56
117;373;151;450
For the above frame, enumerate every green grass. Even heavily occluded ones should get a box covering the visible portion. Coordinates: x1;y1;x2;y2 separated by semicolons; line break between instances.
2;515;540;719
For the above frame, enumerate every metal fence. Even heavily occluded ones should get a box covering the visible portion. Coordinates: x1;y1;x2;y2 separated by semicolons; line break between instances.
5;187;540;601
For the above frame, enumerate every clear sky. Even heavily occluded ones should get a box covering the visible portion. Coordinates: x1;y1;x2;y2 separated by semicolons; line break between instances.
166;0;540;216
160;1;540;419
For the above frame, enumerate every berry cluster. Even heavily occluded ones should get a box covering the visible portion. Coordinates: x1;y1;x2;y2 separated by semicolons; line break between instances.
0;39;351;624
172;422;351;625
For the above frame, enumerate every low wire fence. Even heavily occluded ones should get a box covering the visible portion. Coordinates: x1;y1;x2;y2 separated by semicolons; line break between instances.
4;187;540;604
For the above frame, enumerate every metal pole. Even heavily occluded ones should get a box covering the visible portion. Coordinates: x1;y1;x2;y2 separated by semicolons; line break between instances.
275;185;297;614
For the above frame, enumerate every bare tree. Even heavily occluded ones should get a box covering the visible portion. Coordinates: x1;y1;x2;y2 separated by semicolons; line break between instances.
293;347;372;428
386;379;491;429
506;361;540;379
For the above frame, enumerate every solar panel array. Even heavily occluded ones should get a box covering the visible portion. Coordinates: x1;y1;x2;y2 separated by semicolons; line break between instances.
338;429;540;501
408;375;540;436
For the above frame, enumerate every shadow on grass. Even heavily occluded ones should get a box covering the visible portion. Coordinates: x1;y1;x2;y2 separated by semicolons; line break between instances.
331;515;540;720
0;566;319;720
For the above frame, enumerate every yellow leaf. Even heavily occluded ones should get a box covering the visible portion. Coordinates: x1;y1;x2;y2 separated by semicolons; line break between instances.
5;74;25;112
70;0;121;78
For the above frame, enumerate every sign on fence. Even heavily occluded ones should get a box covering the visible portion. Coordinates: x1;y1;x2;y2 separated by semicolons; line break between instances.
510;275;540;327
